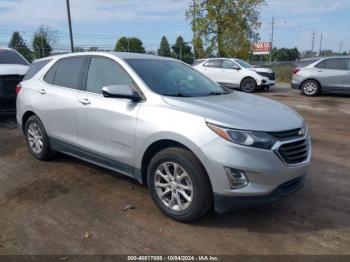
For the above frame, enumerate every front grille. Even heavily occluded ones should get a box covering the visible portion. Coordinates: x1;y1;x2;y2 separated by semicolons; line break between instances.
277;176;304;195
278;139;309;165
271;128;302;140
258;72;275;80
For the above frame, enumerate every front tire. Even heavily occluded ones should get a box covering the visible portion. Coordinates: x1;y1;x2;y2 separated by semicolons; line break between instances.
147;147;212;222
25;115;53;160
301;79;320;96
240;77;257;93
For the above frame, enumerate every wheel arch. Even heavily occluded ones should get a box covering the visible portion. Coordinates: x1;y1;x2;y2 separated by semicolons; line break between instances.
22;110;37;132
140;139;210;188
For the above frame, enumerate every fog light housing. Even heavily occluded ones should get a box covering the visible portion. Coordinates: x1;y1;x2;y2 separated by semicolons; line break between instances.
224;167;249;189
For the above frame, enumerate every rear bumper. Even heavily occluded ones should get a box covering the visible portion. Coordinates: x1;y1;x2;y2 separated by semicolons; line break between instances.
214;175;305;213
291;82;300;90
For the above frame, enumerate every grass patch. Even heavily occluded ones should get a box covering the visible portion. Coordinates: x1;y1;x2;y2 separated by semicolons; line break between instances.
270;65;293;83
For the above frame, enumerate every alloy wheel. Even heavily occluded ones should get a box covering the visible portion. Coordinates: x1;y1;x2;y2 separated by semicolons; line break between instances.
27;122;44;154
154;162;193;211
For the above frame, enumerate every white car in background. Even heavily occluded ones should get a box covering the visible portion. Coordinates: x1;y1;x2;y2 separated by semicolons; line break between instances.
193;58;275;93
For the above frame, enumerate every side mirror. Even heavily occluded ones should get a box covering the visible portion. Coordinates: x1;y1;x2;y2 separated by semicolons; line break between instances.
102;85;141;102
232;65;241;70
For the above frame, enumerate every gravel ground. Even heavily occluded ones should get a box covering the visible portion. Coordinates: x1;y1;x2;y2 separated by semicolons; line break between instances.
0;86;349;255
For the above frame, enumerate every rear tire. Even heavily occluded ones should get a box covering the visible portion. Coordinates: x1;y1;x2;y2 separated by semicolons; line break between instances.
25;115;53;160
147;147;212;222
240;77;257;93
301;79;320;96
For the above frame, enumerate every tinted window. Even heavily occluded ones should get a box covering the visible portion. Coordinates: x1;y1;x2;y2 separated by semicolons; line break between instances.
316;58;345;70
192;59;205;66
223;60;236;69
345;59;350;70
44;57;86;89
126;59;228;97
86;57;133;94
0;49;29;65
204;59;223;68
296;59;318;67
235;59;252;68
23;59;52;80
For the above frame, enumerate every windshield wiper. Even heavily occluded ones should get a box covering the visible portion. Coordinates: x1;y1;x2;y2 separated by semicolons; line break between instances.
164;93;192;97
208;91;230;96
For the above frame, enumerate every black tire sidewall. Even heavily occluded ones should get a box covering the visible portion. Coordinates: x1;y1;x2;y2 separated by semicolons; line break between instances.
147;148;210;222
25;115;51;160
241;77;257;93
301;80;320;96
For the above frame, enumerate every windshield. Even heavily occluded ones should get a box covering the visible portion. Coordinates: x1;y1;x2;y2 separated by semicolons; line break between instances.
235;59;253;68
126;59;230;97
0;49;29;65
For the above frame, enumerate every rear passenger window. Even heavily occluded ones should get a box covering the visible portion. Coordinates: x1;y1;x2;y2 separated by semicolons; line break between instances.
85;57;133;94
316;58;345;70
23;59;52;80
44;57;86;89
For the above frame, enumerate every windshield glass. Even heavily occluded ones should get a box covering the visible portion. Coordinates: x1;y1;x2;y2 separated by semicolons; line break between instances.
235;59;252;68
0;49;29;65
126;59;229;97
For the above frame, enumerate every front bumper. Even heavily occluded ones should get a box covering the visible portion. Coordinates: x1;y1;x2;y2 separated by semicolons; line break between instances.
199;133;311;212
214;175;304;213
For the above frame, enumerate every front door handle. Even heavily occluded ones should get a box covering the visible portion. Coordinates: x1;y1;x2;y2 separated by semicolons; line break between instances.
79;98;91;105
38;89;46;95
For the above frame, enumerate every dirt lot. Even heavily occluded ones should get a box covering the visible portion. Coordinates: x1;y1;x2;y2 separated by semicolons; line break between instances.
0;86;349;255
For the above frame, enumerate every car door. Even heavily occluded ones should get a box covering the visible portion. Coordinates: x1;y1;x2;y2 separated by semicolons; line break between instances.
76;56;140;177
222;59;242;87
200;59;224;83
39;56;87;152
343;58;350;91
314;58;347;92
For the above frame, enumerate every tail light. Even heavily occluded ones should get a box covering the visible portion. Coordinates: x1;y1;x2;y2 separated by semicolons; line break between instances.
16;84;22;94
291;68;300;74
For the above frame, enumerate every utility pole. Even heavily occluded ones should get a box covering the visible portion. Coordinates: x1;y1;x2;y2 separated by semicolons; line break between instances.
311;30;315;56
339;42;343;54
192;0;196;60
65;0;74;52
269;17;274;62
180;43;183;61
319;32;323;56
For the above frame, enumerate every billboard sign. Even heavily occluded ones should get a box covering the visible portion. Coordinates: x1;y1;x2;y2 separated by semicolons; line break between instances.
252;42;272;55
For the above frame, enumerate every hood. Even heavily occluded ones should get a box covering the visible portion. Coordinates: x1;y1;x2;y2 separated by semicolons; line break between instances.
250;67;274;74
0;64;29;76
162;92;303;132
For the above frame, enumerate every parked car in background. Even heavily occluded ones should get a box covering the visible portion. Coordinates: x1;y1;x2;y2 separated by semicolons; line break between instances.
291;56;350;96
0;48;29;115
193;58;275;93
17;52;310;222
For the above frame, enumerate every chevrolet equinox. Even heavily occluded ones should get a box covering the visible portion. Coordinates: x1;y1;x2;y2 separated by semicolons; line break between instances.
17;52;311;222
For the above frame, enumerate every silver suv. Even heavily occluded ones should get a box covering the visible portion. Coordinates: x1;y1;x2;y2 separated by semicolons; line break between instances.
17;52;311;222
291;56;350;96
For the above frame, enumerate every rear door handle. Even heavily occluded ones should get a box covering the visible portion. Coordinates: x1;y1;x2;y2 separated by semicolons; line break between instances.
79;98;91;105
38;89;46;95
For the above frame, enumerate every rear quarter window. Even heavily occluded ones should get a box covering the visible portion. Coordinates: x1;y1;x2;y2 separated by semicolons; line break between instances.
23;59;52;80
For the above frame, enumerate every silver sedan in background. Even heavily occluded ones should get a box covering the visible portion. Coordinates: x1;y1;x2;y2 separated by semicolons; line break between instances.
291;56;350;96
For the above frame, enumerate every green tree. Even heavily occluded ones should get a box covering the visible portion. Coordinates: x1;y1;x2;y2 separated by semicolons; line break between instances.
157;36;172;57
32;25;54;58
271;47;299;61
172;36;194;64
74;46;85;52
114;37;145;53
193;36;205;59
8;31;33;62
186;0;265;59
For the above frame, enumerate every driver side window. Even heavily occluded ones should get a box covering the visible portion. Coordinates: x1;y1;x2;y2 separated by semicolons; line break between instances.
223;60;236;69
86;57;133;94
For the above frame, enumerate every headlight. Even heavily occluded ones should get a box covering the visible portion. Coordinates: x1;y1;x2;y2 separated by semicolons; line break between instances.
207;122;277;149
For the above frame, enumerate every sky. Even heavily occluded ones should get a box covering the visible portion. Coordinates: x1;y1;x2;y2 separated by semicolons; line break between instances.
0;0;349;54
